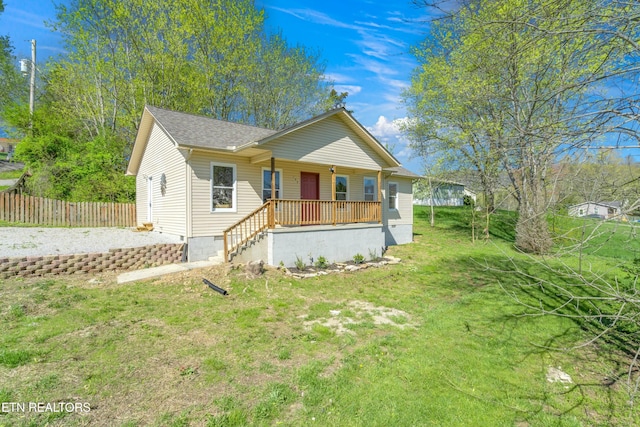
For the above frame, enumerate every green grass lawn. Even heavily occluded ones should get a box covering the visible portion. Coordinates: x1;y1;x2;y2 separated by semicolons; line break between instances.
550;214;640;260
0;206;637;426
0;169;24;180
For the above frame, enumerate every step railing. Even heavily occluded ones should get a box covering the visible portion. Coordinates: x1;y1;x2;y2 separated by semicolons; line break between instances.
223;201;271;262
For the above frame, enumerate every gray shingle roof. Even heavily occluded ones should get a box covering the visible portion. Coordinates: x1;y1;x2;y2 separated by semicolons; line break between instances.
385;166;423;179
146;106;277;150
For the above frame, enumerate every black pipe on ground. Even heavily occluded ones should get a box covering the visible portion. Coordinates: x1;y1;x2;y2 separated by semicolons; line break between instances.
203;278;228;296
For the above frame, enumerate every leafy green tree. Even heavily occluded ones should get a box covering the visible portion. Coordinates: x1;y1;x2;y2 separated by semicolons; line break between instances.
324;88;350;112
0;1;27;122
553;151;640;210
239;31;329;129
410;1;640;407
7;0;334;202
405;0;639;254
8;100;134;202
52;0;333;137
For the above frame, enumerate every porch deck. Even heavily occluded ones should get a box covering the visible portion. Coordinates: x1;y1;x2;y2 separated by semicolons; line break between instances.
223;199;382;261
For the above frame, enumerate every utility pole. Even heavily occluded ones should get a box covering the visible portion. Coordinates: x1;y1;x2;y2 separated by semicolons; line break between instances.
20;40;36;123
29;39;36;118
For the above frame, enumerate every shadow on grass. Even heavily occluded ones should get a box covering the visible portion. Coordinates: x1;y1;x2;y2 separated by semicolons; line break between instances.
438;252;638;424
414;206;517;242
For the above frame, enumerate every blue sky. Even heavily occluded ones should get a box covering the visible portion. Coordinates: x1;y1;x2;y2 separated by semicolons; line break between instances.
1;0;431;172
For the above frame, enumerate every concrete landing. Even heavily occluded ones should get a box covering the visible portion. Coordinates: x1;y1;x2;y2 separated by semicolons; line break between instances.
0;179;18;186
117;259;223;284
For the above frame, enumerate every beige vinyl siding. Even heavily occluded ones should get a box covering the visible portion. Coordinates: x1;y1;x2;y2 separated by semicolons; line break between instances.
136;123;187;236
190;152;263;237
135;175;147;225
263;160;373;202
382;177;413;226
189;156;384;237
262;116;389;170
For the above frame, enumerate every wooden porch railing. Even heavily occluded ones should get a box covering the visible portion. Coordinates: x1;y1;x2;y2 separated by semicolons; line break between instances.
274;199;381;226
223;200;381;261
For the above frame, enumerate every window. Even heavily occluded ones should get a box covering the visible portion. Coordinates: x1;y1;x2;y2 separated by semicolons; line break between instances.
335;176;348;200
211;162;236;212
364;177;376;201
388;182;398;210
262;168;282;202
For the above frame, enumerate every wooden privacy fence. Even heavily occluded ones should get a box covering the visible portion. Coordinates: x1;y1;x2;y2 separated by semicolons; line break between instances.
0;193;136;227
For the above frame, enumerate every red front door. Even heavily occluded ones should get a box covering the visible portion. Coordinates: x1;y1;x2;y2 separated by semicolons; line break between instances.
300;172;319;223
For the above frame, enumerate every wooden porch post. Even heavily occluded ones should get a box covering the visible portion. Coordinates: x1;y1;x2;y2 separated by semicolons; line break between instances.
270;157;276;201
223;232;229;263
377;170;382;224
331;165;337;226
269;157;276;228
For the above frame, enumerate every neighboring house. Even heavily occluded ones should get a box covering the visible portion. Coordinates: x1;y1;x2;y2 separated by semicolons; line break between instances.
413;180;476;206
0;138;18;154
126;106;420;266
568;201;623;220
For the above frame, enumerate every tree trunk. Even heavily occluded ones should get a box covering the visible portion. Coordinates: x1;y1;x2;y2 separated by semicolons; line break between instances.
514;180;552;254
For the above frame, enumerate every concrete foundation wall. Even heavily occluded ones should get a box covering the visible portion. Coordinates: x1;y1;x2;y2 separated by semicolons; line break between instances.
267;224;385;267
233;234;269;264
384;224;413;246
187;236;221;261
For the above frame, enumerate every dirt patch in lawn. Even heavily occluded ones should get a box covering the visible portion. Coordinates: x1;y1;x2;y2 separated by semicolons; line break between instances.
303;300;417;335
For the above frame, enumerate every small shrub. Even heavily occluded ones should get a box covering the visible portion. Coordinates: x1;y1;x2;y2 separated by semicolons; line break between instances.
368;248;378;261
315;256;329;269
294;255;306;270
353;253;365;265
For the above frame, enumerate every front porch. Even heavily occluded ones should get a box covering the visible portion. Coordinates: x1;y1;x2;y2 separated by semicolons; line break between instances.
223;199;382;262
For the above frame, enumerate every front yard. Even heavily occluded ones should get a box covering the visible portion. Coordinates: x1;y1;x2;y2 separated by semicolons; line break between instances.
0;207;637;426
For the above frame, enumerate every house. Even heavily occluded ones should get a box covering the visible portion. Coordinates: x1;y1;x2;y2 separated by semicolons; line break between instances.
568;201;623;220
0;138;18;154
413;180;476;206
126;106;420;266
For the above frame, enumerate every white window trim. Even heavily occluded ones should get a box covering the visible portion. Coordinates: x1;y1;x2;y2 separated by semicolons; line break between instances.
261;167;283;202
364;176;377;201
210;161;237;213
335;175;349;201
388;181;399;211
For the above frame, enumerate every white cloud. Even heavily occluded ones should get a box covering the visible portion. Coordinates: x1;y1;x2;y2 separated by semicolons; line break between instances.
366;116;412;159
269;6;410;66
334;85;362;96
5;7;49;31
347;54;399;77
270;7;361;31
324;72;355;83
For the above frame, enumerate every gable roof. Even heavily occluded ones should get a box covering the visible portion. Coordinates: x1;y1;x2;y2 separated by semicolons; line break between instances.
127;106;403;175
145;106;277;150
244;108;400;166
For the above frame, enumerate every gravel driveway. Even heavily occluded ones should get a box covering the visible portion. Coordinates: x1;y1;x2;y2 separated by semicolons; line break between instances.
0;227;183;258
